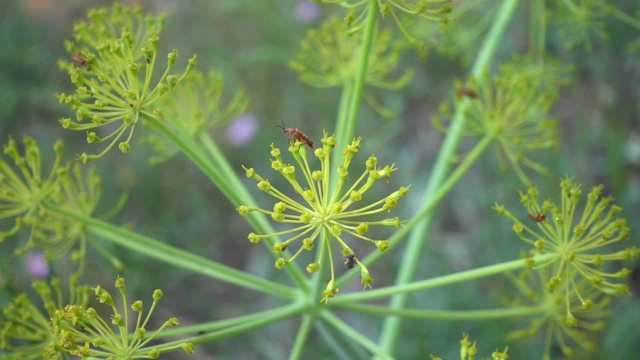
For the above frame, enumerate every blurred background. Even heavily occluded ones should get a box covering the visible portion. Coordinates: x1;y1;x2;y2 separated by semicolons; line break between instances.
1;0;639;359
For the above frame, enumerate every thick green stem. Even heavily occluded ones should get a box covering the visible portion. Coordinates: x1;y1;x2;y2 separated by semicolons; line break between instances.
332;253;557;304
529;0;546;62
331;0;378;189
46;203;297;298
378;2;521;350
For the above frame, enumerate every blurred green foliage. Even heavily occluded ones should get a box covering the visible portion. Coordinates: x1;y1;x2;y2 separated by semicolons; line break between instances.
1;0;639;358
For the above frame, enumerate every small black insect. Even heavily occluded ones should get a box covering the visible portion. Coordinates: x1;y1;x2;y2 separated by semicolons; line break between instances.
344;254;356;269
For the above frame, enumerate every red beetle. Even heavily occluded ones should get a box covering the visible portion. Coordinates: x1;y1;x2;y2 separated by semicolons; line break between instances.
71;52;89;69
275;118;313;149
528;212;546;223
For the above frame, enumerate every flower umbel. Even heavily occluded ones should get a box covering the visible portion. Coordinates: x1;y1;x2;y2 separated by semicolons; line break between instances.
494;177;637;355
506;267;611;358
433;56;573;185
0;137;127;274
0;278;91;358
238;132;409;302
141;70;249;163
56;4;197;163
316;0;452;35
51;276;194;358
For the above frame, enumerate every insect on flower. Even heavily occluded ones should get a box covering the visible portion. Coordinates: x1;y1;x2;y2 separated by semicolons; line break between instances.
344;254;356;269
455;88;478;99
275;118;313;148
71;52;89;69
528;211;546;223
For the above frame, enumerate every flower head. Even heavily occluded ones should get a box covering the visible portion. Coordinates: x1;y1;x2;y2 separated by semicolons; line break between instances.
0;137;126;273
238;132;409;301
140;70;249;163
433;56;573;185
56;4;196;162
494;177;638;356
316;0;451;37
51;276;193;358
549;0;610;51
289;16;413;117
0;278;91;358
506;267;611;358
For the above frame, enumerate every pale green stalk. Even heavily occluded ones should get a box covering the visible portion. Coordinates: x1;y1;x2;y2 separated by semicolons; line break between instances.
334;303;546;320
332;253;557;304
379;1;521;352
320;310;394;360
45;203;297;299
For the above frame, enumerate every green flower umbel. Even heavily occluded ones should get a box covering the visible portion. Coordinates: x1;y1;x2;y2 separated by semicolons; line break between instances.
56;4;196;162
433;56;573;185
0;278;91;359
238;132;409;303
289;17;412;117
494;177;637;355
141;70;249;164
51;276;194;358
0;137;126;273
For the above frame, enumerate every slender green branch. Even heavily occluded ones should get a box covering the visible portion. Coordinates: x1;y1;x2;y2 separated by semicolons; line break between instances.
332;254;557;304
159;302;306;347
45;203;298;299
530;0;546;61
156;306;281;338
288;314;315;360
320;310;394;360
334;303;546;320
378;0;521;353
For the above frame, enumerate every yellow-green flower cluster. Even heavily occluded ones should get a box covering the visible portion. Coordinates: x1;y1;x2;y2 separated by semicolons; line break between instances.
141;70;249;163
433;56;573;184
0;278;91;359
549;0;610;51
289;16;413;90
494;178;638;356
51;276;194;358
316;0;452;34
56;3;196;162
238;132;409;302
0;137;126;272
506;267;611;358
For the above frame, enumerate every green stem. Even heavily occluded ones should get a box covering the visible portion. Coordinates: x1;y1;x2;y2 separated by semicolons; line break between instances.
334;303;546;320
331;0;378;187
529;0;546;62
378;0;520;354
320;310;393;360
141;111;307;289
47;203;297;299
157;306;280;338
332;253;557;304
159;302;306;347
288;314;314;360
